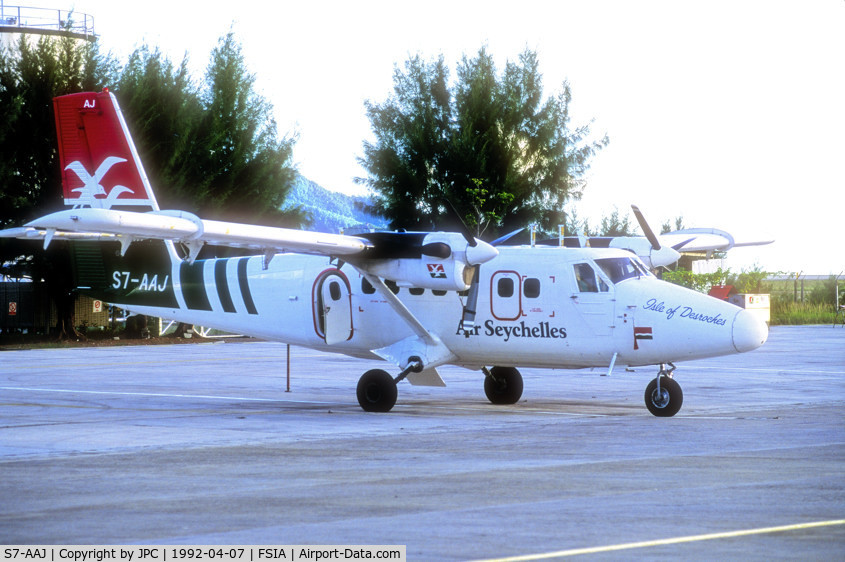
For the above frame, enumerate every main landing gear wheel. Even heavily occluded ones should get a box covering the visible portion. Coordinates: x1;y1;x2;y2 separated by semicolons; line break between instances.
644;376;683;417
484;366;523;405
357;369;398;412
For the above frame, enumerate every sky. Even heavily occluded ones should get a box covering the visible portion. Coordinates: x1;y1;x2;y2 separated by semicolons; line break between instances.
22;0;845;274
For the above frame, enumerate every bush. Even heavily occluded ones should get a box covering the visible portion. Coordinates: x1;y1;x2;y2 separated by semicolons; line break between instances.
661;268;729;293
770;294;838;325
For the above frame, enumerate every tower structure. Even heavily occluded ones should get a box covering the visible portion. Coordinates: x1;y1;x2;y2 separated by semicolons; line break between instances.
0;3;95;50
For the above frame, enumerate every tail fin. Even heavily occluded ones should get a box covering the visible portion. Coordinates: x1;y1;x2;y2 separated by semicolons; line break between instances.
54;89;159;211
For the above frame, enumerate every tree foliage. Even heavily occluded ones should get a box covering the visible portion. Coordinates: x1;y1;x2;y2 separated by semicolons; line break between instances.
661;268;730;293
0;34;114;228
358;47;608;237
0;34;116;337
597;207;635;237
113;33;301;225
661;216;686;234
187;33;299;224
0;32;301;237
0;32;301;336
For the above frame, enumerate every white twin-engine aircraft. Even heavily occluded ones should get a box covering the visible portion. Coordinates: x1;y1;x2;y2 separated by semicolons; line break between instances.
1;89;769;416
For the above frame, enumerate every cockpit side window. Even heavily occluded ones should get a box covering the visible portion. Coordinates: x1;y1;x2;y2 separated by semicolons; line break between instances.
595;257;653;283
574;263;598;292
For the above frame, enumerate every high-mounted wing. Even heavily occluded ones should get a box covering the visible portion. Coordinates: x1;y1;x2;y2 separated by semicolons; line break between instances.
14;208;369;258
3;207;498;292
0;88;498;293
657;228;774;253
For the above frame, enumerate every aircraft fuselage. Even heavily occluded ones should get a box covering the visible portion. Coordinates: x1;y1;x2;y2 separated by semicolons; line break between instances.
89;242;765;373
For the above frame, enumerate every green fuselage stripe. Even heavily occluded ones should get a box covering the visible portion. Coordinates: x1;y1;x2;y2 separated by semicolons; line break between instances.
180;261;212;311
214;259;236;313
237;257;258;315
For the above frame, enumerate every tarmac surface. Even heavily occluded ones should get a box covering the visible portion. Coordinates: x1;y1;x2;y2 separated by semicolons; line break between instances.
1;325;843;560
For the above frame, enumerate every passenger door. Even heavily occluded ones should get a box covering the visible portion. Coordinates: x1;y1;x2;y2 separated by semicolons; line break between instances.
570;262;614;336
490;271;522;321
315;272;353;344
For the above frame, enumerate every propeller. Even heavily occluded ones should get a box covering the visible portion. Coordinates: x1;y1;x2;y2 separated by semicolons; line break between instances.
630;204;681;269
631;204;661;250
489;227;524;246
439;199;497;335
458;226;517;336
443;199;478;248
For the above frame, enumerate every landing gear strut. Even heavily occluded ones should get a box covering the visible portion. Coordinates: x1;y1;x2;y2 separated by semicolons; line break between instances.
483;366;524;405
644;362;683;417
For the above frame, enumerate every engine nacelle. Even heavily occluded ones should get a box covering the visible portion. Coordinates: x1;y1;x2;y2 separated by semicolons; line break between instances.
359;257;476;292
355;232;496;291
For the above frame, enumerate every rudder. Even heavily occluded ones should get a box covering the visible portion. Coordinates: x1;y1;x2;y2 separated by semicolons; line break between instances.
54;89;159;211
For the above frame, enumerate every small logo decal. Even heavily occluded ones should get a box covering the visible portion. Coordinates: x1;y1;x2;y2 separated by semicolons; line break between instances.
65;156;134;209
427;263;447;279
634;326;653;350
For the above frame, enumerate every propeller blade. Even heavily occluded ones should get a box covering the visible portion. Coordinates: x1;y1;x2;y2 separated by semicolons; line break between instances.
461;266;481;334
443;199;477;247
671;237;696;251
421;242;452;259
631;204;661;250
489;227;524;246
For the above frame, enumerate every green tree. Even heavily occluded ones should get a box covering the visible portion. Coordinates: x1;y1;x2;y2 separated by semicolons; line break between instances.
598;207;635;236
561;207;591;237
190;33;300;225
114;34;302;226
0;34;114;227
662;268;730;293
0;34;116;338
661;216;686;234
1;32;302;337
727;266;770;294
113;45;202;209
358;47;607;236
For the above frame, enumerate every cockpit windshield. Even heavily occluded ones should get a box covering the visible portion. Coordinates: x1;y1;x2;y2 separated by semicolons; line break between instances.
595;257;652;283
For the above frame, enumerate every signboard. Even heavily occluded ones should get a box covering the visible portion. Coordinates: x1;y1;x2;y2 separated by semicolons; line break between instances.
8;302;17;316
93;300;103;313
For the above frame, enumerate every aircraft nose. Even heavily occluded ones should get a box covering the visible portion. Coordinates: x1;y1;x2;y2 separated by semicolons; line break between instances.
732;309;768;353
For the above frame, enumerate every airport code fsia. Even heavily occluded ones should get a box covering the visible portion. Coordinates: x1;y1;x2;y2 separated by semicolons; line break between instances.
1;547;405;562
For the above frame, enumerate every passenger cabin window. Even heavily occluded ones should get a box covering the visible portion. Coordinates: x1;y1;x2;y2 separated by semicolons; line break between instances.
409;287;425;296
361;278;376;294
574;263;609;293
329;281;342;301
498;277;515;298
524;277;540;298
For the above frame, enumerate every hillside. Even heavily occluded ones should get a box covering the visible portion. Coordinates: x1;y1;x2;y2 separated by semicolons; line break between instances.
283;175;388;233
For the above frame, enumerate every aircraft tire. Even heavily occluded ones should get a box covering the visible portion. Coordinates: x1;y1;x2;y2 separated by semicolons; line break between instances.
644;376;683;417
484;366;523;405
357;369;398;412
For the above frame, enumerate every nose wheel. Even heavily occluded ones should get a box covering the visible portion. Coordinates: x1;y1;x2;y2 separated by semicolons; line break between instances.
644;363;683;417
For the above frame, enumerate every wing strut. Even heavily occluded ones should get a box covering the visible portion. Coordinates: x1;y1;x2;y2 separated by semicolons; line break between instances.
358;271;455;378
